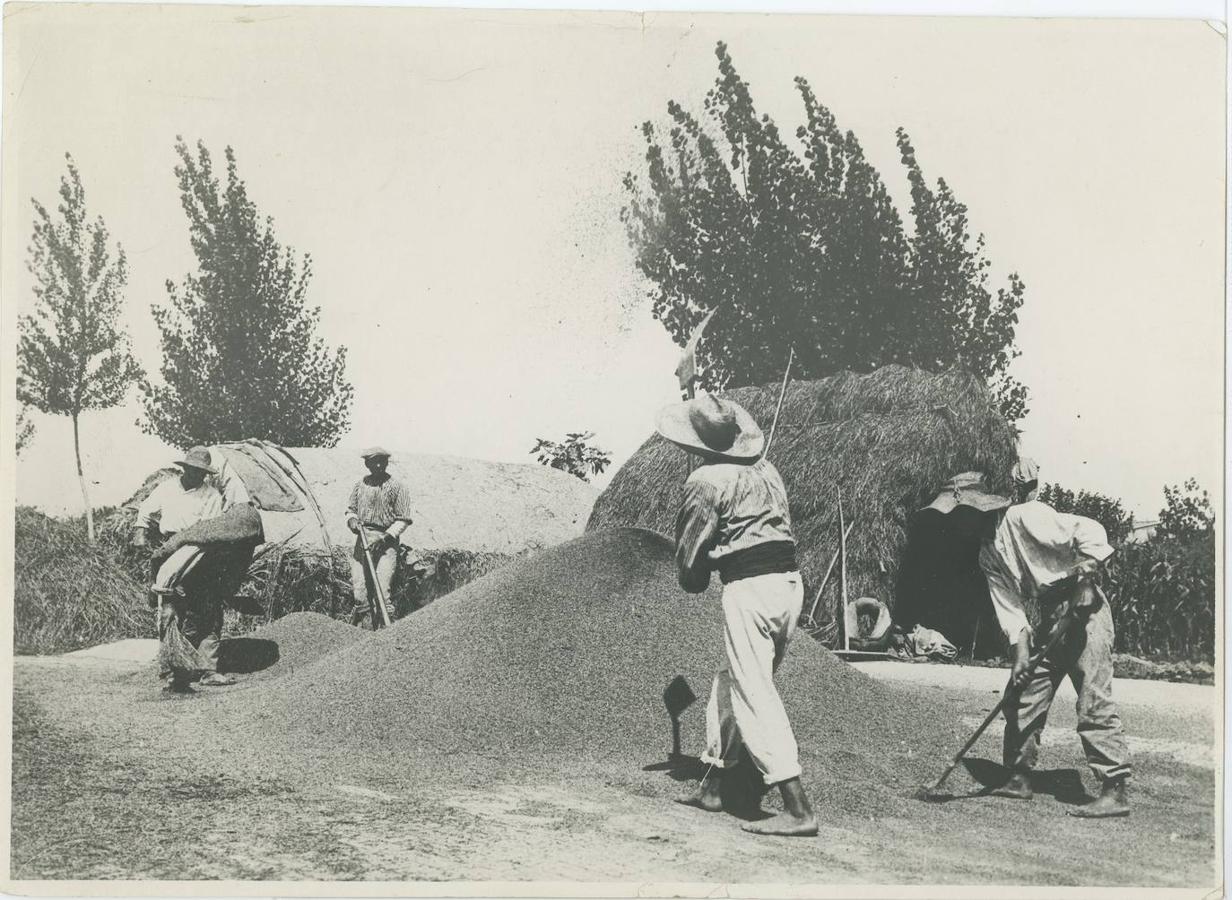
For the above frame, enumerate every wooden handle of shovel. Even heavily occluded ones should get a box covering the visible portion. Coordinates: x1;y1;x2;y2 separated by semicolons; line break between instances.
925;599;1082;794
357;527;393;629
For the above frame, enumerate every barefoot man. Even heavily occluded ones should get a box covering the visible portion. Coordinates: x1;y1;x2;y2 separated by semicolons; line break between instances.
657;394;818;837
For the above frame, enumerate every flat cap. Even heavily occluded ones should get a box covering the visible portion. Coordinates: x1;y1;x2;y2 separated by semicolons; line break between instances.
361;446;392;459
1012;458;1040;486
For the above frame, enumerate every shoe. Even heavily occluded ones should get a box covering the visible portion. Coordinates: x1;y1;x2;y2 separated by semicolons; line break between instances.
991;772;1033;800
199;672;236;687
1067;778;1129;818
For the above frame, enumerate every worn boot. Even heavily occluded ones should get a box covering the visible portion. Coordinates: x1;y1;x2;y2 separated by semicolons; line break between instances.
992;772;1033;801
1067;778;1129;818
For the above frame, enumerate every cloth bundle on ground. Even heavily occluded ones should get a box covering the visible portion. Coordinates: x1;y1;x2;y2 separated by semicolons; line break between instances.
888;625;958;662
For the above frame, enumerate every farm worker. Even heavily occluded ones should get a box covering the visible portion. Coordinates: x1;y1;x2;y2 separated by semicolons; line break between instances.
133;446;252;689
657;394;818;837
345;447;414;626
133;446;248;548
978;457;1132;818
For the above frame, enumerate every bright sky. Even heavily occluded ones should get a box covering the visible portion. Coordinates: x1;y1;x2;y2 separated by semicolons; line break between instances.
3;6;1224;520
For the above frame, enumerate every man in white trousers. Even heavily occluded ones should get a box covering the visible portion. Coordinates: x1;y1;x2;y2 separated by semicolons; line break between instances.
658;394;818;837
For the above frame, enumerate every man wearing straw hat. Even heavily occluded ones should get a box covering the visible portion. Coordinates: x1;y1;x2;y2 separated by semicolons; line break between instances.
345;447;414;625
979;457;1132;818
658;394;818;837
133;446;250;688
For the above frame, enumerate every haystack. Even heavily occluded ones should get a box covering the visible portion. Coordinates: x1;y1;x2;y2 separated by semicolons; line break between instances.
587;366;1017;628
113;444;597;618
14;507;150;654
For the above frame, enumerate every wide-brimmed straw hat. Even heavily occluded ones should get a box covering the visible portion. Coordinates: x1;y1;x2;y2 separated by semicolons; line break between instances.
655;395;764;462
174;446;217;475
921;471;1010;515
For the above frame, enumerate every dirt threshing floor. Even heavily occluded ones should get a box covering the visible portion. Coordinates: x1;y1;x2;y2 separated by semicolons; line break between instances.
10;529;1219;887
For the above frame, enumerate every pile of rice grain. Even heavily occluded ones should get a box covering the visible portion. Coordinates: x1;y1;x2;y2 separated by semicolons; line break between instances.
238;612;367;676
233;529;966;807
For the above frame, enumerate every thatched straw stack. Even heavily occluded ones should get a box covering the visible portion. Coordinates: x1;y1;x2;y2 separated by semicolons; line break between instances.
587;366;1017;615
107;449;597;624
14;507;151;654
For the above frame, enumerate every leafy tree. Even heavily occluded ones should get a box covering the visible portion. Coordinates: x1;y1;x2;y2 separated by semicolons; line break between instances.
530;432;611;482
17;155;142;541
1156;478;1215;542
142;139;353;448
622;42;1027;422
15;406;35;456
1037;482;1135;545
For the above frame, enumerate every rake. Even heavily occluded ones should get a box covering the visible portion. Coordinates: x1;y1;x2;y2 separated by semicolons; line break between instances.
915;581;1088;802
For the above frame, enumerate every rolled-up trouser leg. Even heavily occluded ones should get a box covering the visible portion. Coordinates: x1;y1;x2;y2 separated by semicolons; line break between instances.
700;668;741;770
1070;602;1132;783
719;571;805;786
1003;650;1065;774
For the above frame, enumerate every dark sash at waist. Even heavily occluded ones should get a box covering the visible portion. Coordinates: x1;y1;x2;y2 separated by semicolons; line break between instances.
717;540;798;585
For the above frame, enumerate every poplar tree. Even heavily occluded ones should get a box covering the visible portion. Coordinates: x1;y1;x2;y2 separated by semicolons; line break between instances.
623;42;1027;422
18;155;142;540
142;139;353;447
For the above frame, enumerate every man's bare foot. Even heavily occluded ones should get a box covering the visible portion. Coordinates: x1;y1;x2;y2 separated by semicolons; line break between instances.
676;777;722;812
740;812;818;837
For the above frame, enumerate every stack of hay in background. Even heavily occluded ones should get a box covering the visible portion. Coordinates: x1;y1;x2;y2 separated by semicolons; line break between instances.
588;366;1017;640
15;507;150;654
104;445;598;626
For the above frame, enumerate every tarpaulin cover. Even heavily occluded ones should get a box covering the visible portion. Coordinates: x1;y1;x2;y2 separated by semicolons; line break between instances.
213;444;304;513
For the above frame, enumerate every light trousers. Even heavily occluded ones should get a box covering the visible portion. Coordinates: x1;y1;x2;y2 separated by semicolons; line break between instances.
700;571;805;786
350;530;396;619
1003;599;1132;784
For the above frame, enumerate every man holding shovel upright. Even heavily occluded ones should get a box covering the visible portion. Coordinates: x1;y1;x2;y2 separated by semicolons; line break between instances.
346;447;413;627
978;458;1132;818
658;394;817;838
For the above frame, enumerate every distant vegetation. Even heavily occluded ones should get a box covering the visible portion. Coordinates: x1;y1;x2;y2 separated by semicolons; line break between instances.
1045;479;1216;663
531;432;611;482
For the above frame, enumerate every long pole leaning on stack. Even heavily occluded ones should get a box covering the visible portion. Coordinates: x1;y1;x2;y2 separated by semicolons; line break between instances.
805;518;855;623
761;345;795;461
838;485;849;652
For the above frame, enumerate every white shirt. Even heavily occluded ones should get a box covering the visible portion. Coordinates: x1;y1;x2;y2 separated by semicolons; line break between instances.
979;500;1114;643
135;478;229;535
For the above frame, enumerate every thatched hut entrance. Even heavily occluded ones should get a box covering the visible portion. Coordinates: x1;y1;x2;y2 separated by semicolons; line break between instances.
894;504;1002;658
586;366;1017;656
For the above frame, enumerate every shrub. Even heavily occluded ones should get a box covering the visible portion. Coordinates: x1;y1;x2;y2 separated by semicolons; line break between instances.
1105;531;1215;662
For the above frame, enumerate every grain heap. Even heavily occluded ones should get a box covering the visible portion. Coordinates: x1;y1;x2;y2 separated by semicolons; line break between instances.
237;529;966;807
236;612;367;676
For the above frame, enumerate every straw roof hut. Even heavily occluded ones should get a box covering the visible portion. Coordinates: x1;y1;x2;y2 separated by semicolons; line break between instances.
587;366;1018;624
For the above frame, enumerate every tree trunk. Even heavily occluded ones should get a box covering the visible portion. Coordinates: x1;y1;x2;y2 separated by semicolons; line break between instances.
72;412;95;543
